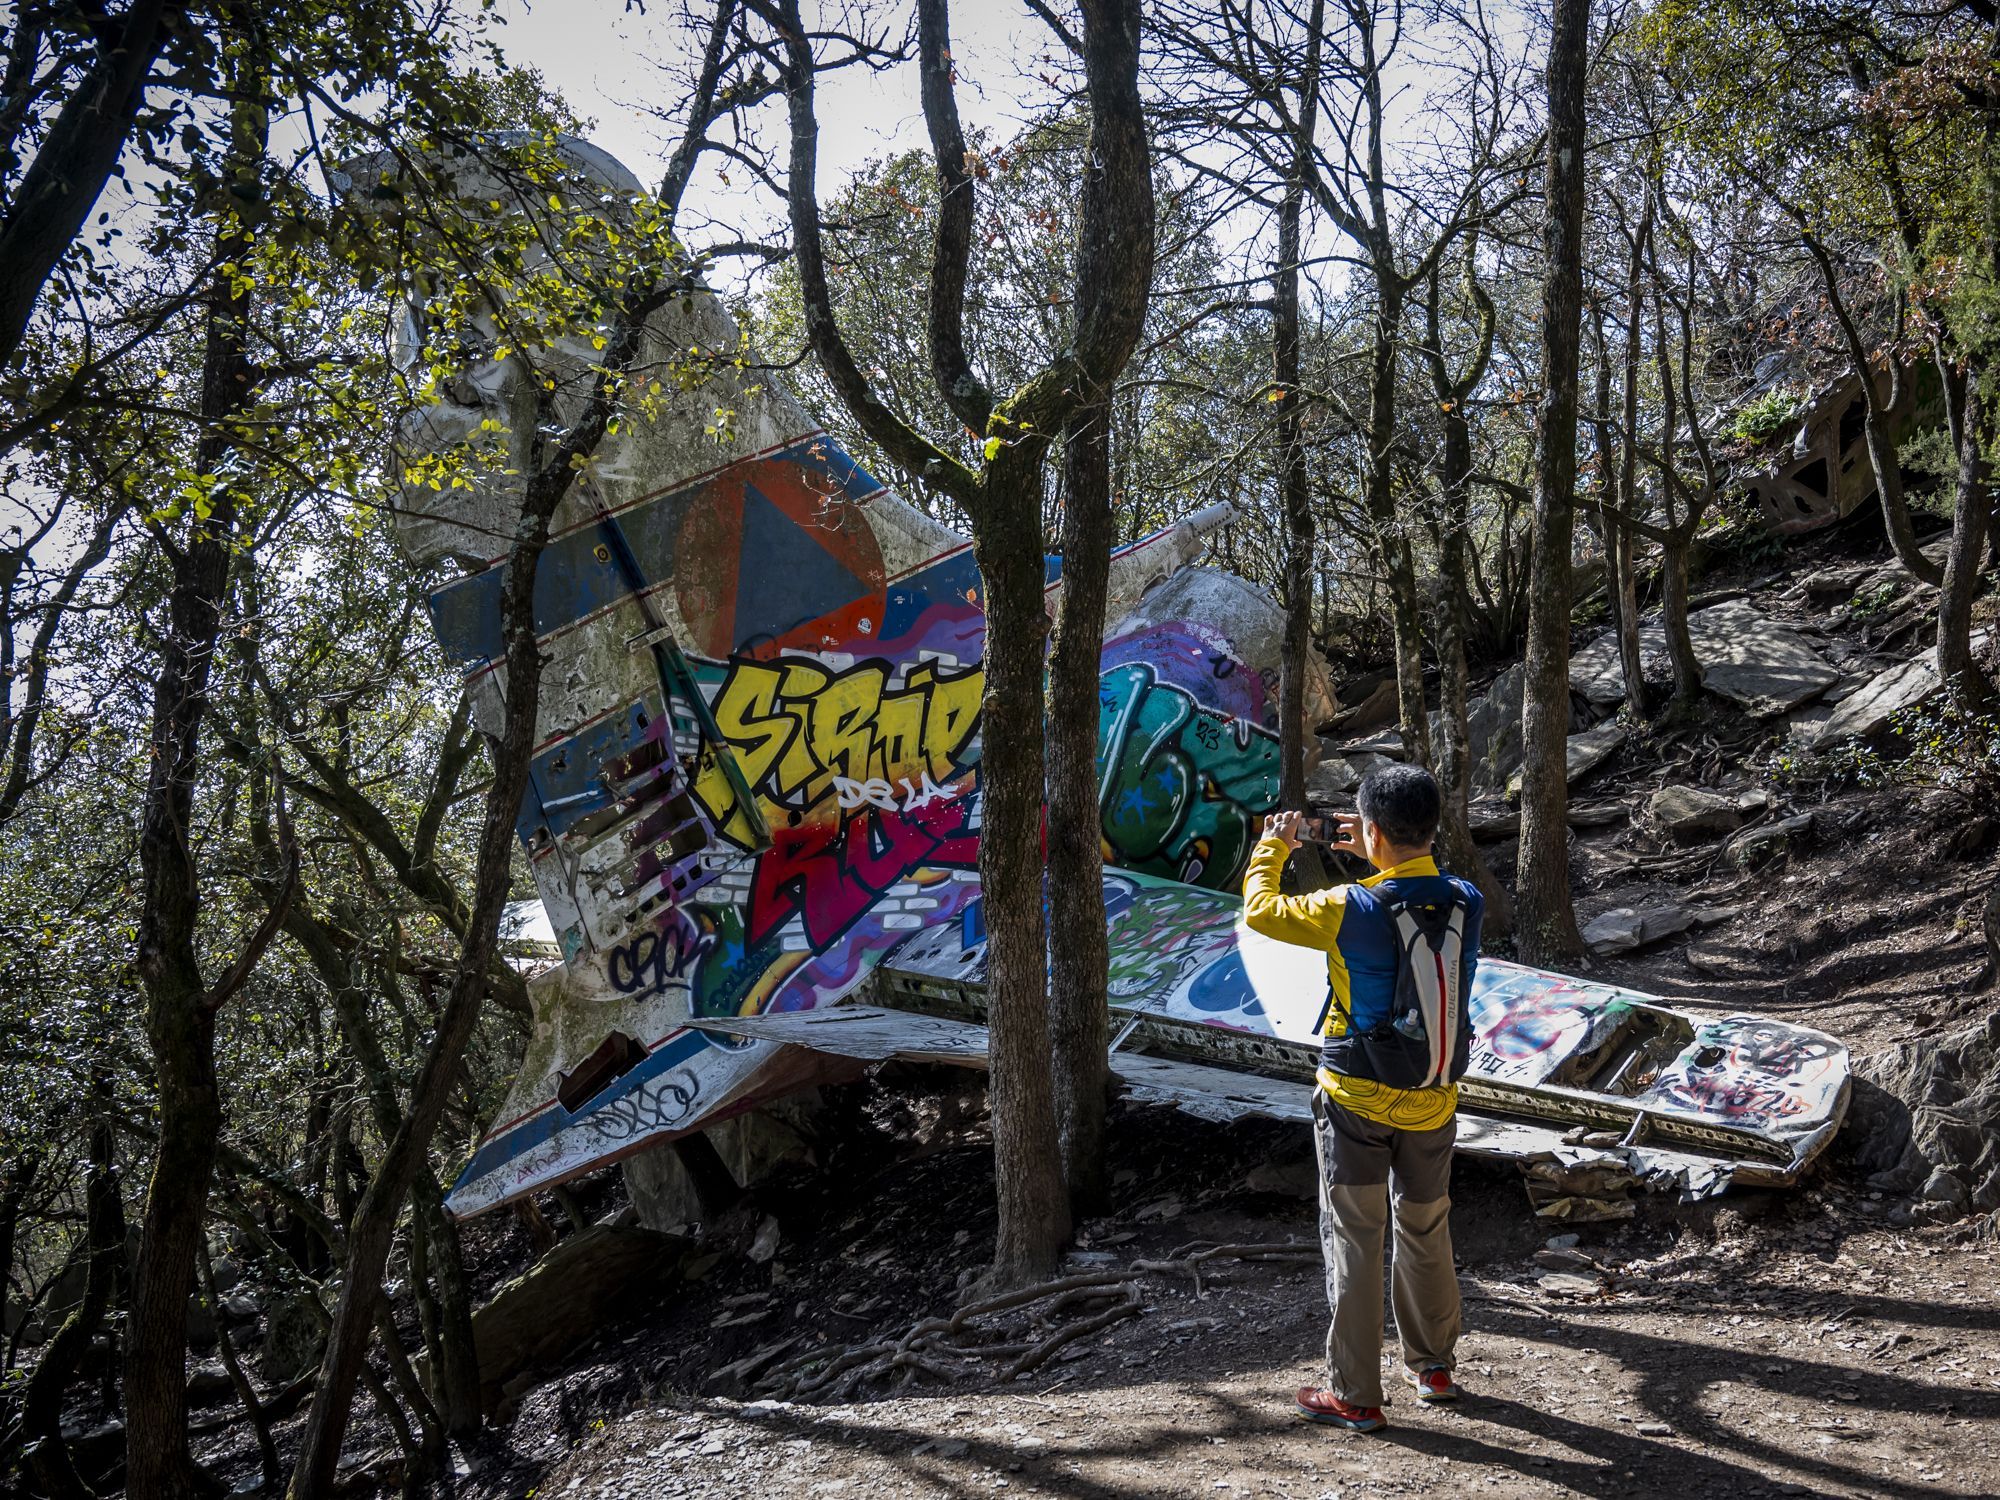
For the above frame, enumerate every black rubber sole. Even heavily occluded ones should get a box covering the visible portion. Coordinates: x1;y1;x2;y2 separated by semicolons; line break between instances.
1294;1403;1388;1432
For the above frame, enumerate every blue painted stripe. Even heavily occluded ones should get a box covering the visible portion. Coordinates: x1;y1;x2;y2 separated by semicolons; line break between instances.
427;438;889;672
449;1026;717;1196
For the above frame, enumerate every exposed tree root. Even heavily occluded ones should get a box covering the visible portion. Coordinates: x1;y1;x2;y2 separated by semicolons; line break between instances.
750;1241;1314;1403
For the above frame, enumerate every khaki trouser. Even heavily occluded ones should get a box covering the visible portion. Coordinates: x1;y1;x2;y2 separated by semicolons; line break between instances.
1311;1090;1461;1406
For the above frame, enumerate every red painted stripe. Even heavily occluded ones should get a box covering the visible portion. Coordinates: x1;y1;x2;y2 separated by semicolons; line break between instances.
1433;951;1449;1083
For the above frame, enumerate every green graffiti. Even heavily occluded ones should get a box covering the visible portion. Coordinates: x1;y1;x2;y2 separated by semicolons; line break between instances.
1097;662;1282;889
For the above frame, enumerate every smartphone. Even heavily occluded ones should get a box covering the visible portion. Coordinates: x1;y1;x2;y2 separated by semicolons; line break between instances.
1301;813;1358;848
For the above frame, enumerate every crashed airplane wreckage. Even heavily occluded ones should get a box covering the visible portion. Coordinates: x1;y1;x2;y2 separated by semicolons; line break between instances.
347;138;1850;1222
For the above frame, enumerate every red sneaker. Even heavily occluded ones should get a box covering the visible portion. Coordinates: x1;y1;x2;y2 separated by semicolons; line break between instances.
1406;1366;1461;1403
1294;1387;1388;1431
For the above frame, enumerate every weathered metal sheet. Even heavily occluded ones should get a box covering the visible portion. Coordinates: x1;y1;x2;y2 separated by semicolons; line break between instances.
871;889;1850;1193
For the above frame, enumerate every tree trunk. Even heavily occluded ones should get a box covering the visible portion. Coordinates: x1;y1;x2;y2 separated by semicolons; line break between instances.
0;1147;41;1374
284;288;657;1497
1613;202;1653;716
125;45;267;1496
0;0;169;372
1939;378;1993;702
284;906;480;1439
1659;529;1701;714
977;458;1070;1287
408;1180;480;1442
1514;0;1591;968
23;1115;123;1500
1275;8;1323;807
1042;0;1153;1220
1364;291;1430;767
199;1240;279;1490
1047;403;1113;1216
1436;428;1512;933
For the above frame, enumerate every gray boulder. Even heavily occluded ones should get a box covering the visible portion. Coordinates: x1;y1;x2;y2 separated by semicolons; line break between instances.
1582;902;1695;956
1569;603;1838;716
259;1291;326;1385
1463;663;1528;793
1724;812;1813;869
1108;566;1339;735
1507;720;1626;799
1307;754;1361;799
1688;600;1840;716
1647;785;1747;842
1811;656;1938;749
1851;1010;2000;1203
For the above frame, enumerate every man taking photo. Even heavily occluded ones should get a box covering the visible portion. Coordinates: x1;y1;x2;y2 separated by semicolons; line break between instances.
1242;764;1485;1433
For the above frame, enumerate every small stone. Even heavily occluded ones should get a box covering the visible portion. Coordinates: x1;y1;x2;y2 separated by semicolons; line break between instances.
1536;1272;1606;1297
747;1216;782;1264
1582;902;1694;956
1920;1166;1969;1209
1638;1422;1673;1437
1725;812;1812;870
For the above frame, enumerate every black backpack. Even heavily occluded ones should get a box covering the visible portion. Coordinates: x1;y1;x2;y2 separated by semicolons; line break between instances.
1319;893;1474;1092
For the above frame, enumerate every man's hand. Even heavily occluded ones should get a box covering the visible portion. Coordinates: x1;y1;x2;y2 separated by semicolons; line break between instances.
1263;810;1304;850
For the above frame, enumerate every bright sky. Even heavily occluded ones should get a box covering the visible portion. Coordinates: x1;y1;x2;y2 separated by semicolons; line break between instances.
488;0;1067;285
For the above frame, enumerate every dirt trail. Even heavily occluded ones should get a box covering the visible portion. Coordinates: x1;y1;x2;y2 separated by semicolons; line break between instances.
530;1206;1998;1500
456;521;2000;1500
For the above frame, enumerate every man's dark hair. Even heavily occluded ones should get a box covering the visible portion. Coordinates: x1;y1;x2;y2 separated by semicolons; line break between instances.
1356;764;1441;850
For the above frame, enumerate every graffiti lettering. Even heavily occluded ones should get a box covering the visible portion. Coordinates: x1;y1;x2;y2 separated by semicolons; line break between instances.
832;771;958;814
1097;661;1281;888
749;796;978;948
605;910;714;996
693;656;984;845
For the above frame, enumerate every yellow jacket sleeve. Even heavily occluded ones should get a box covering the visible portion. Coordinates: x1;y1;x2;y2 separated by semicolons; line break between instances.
1240;835;1347;950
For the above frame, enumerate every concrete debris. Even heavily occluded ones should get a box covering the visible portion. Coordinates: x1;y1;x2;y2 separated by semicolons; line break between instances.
1523;1156;1642;1221
1507;720;1626;798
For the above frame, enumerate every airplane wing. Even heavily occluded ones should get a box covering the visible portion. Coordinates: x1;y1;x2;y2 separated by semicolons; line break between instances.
699;866;1852;1204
